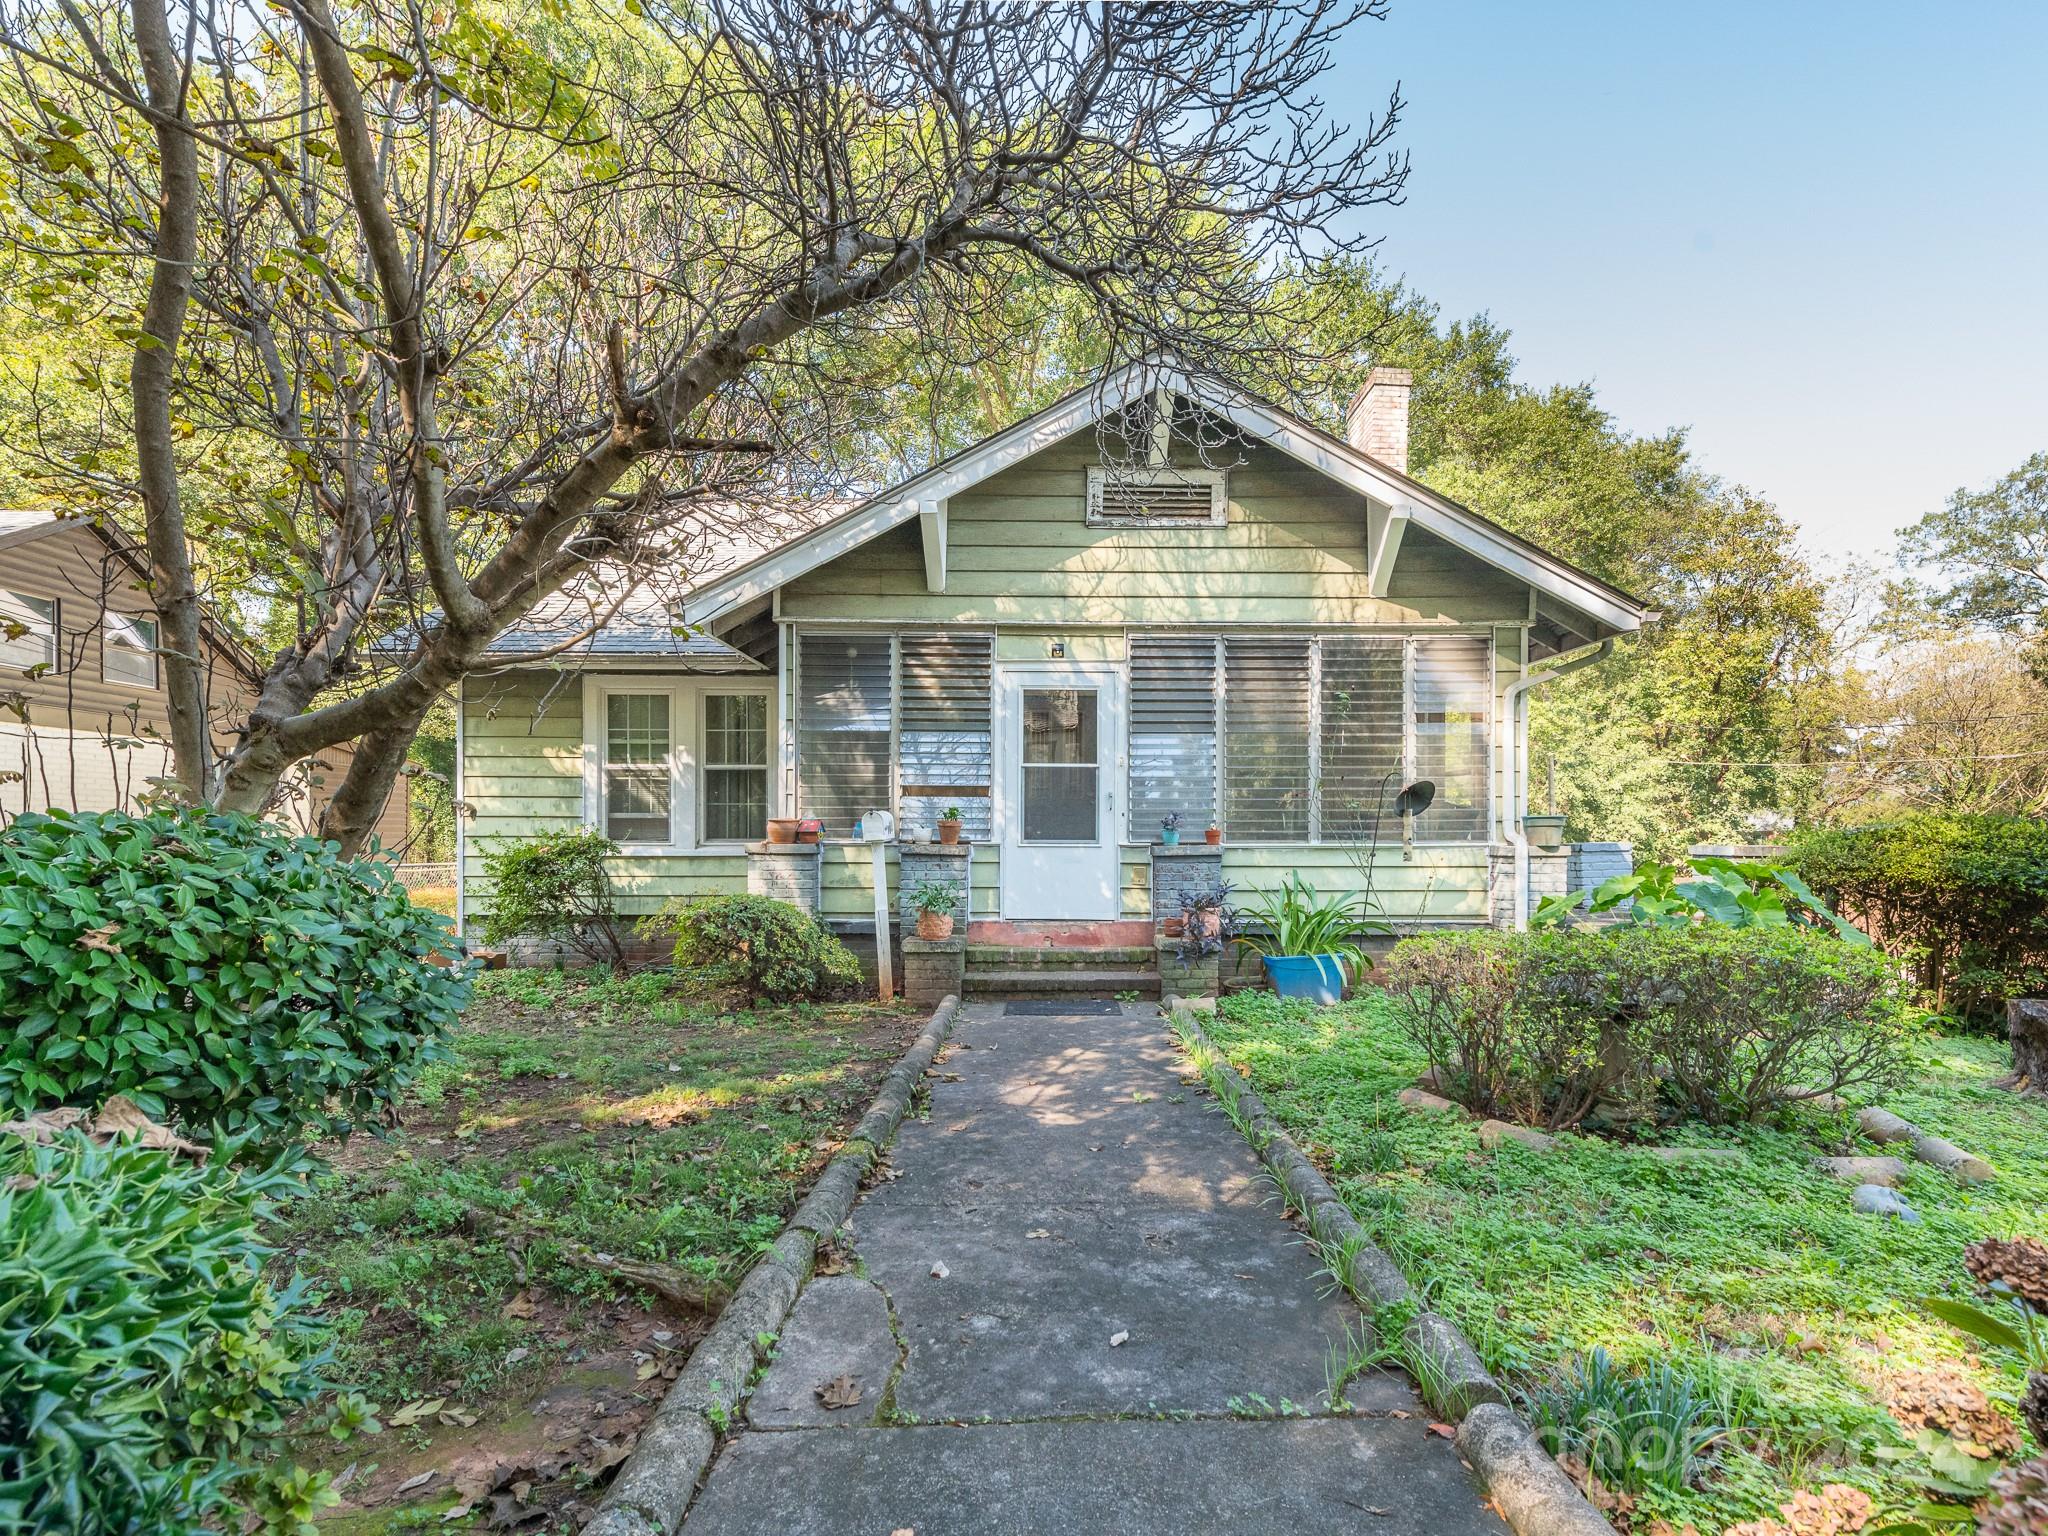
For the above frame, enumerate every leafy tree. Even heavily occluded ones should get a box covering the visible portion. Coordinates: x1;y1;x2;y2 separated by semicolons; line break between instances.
1898;451;2048;676
0;0;1407;851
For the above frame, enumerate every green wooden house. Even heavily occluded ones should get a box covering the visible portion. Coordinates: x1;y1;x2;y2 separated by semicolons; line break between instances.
456;361;1650;985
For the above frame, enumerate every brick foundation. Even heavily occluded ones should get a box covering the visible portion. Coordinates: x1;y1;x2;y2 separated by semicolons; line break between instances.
902;935;965;1007
898;841;972;930
747;842;821;913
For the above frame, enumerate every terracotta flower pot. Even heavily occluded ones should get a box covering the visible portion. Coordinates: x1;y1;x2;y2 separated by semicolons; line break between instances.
766;818;801;845
916;909;954;941
1189;908;1221;940
938;820;962;845
1161;917;1186;938
1204;827;1222;845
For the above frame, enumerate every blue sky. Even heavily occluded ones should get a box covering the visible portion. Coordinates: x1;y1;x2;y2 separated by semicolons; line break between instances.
1327;1;2047;567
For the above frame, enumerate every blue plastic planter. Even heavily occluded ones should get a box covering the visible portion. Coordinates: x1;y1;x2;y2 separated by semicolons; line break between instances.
1262;953;1348;1005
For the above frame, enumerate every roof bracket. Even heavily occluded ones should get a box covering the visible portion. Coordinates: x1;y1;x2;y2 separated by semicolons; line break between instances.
919;497;947;593
1367;500;1411;598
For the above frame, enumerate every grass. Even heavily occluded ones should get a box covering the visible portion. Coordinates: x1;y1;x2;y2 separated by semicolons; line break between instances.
1193;988;2048;1532
270;966;921;1526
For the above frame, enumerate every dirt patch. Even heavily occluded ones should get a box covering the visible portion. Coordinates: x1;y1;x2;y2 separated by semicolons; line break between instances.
277;973;925;1526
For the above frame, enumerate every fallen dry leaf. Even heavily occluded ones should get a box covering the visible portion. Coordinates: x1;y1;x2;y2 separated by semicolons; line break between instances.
1427;1422;1456;1439
388;1397;447;1428
393;1469;439;1496
1108;1330;1129;1347
501;1292;538;1319
75;923;122;955
815;1374;863;1411
1025;1228;1052;1239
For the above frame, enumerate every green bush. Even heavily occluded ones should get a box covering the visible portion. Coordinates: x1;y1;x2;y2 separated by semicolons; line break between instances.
0;1132;332;1536
1379;925;1911;1130
478;827;625;966
0;808;469;1142
1789;814;2048;1029
668;894;862;1003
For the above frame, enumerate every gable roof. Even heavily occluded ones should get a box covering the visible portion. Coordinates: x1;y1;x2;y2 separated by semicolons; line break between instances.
0;509;264;685
679;359;1655;639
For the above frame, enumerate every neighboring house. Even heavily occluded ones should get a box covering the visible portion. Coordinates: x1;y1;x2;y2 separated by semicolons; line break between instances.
455;362;1651;979
0;511;407;847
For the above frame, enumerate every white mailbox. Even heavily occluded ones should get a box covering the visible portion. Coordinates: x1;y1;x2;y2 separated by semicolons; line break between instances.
859;810;896;843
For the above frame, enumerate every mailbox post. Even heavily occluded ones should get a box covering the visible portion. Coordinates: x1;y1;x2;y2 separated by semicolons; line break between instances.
861;810;896;1001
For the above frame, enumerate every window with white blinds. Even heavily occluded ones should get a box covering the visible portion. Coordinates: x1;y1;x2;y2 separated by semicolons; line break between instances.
796;633;893;837
1317;635;1406;843
899;632;994;840
1223;637;1313;843
1410;636;1492;841
1128;634;1218;834
1125;632;1492;844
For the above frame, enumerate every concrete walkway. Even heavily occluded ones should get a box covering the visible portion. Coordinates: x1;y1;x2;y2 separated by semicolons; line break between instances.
681;1001;1506;1535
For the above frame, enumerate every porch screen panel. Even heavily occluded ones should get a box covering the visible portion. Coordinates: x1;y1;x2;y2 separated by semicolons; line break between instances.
1128;634;1218;839
1317;636;1406;844
797;633;892;837
899;632;993;841
1411;636;1491;841
1223;637;1312;842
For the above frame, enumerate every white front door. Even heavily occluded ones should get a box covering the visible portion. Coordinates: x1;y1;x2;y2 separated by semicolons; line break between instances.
996;662;1123;920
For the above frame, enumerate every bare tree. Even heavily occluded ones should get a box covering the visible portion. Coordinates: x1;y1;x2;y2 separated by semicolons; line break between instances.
0;0;1406;850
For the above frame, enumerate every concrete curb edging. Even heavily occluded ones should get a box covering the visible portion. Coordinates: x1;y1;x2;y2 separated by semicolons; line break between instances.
1169;1000;1616;1536
584;996;963;1536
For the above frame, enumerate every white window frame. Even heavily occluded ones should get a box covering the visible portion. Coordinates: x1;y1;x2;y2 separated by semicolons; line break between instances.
0;591;57;675
580;676;777;855
698;689;772;847
102;610;160;690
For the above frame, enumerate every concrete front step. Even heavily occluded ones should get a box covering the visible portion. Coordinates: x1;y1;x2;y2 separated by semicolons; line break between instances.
963;967;1161;998
965;944;1157;968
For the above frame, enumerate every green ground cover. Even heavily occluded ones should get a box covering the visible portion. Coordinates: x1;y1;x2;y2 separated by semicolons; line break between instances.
1193;990;2048;1533
271;967;920;1528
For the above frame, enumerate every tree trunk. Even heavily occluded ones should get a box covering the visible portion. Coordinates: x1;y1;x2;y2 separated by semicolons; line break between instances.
318;706;429;857
2006;999;2048;1096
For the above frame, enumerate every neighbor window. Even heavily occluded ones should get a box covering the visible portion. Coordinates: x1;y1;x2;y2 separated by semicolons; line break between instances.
103;611;159;688
0;591;55;674
603;692;672;844
701;692;769;843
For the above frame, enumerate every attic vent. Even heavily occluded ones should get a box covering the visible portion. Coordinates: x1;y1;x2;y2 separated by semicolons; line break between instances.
1085;467;1227;528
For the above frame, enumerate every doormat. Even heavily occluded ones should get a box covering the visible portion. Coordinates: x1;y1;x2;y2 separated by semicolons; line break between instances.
1004;999;1122;1016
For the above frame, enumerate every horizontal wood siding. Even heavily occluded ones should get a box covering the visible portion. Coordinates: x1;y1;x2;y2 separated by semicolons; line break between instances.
819;843;1000;920
778;435;1526;628
1221;845;1489;922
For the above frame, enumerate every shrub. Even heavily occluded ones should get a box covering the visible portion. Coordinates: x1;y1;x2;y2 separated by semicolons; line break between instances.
478;827;626;967
1789;814;2048;1029
1379;929;1639;1131
668;894;862;1003
0;1130;331;1536
1380;926;1912;1130
0;809;469;1142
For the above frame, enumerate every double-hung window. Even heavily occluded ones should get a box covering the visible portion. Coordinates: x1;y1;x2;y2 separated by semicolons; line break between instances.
587;680;775;850
701;693;769;843
0;591;55;674
104;611;159;688
601;692;673;844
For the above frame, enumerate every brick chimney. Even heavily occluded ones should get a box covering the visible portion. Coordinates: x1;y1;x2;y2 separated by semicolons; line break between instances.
1345;366;1412;474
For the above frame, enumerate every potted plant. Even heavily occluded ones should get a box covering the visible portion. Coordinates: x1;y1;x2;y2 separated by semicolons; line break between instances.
766;817;801;845
1204;820;1222;846
1523;812;1567;850
937;806;963;845
1175;881;1235;968
910;880;958;941
1160;812;1182;847
1233;872;1386;1005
